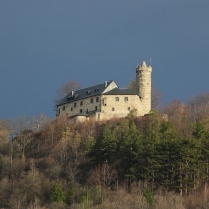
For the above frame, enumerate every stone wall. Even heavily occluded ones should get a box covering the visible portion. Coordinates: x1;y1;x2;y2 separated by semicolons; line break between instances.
57;95;102;117
101;95;139;114
136;61;152;114
57;93;150;121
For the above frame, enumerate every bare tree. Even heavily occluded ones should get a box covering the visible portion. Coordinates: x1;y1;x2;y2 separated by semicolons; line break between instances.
163;100;185;122
1;115;50;162
64;130;82;184
3;115;50;140
127;79;137;92
16;130;33;159
188;93;209;123
163;100;191;137
32;114;51;131
0;121;9;147
9;190;27;209
54;80;81;107
88;164;117;188
3;116;32;139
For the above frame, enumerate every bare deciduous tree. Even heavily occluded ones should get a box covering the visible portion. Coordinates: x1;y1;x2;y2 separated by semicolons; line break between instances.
32;114;51;131
0;121;9;148
4;116;32;139
3;114;50;140
188;93;209;123
64;130;82;184
1;115;50;164
54;80;81;107
163;100;185;123
163;100;190;137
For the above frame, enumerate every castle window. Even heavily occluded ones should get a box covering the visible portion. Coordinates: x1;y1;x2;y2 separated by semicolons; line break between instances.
95;106;97;110
90;98;93;103
112;107;115;111
71;107;73;111
128;107;130;111
74;103;77;108
86;109;88;113
96;97;99;102
115;97;119;101
124;97;128;102
80;101;83;106
80;109;82;113
75;94;79;99
102;98;107;106
62;106;65;111
95;87;99;92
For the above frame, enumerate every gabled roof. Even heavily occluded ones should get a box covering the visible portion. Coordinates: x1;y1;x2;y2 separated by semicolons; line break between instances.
58;81;116;106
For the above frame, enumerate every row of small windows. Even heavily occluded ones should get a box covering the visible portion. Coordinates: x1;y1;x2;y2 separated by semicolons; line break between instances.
65;97;100;110
67;88;100;101
112;107;131;111
69;106;98;113
61;106;130;112
115;97;129;102
79;106;97;113
62;97;129;111
59;107;75;111
86;88;100;95
91;97;99;103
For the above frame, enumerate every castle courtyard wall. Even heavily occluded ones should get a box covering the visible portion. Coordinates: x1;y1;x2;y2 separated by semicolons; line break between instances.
57;95;102;117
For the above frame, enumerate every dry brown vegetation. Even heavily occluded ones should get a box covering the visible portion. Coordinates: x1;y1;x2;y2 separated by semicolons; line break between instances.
1;93;209;208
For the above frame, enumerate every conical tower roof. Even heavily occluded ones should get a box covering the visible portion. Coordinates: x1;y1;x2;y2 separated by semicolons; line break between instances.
141;61;147;67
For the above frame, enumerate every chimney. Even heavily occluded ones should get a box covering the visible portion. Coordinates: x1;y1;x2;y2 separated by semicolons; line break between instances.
104;81;107;87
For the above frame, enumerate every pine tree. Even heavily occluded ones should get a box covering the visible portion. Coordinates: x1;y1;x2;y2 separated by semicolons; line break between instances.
50;184;65;203
120;122;142;181
89;125;117;165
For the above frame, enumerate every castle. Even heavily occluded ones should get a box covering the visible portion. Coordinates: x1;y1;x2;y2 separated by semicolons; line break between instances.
56;61;152;121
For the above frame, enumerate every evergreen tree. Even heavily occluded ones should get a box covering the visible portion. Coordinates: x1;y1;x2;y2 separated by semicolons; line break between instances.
175;138;201;195
50;184;65;203
120;122;142;181
66;183;75;205
89;125;117;165
140;113;161;189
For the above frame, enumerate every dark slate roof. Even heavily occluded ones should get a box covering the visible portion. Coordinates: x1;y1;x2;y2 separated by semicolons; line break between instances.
58;81;113;106
103;88;136;95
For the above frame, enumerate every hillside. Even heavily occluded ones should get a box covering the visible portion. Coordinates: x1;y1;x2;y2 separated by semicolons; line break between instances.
1;93;209;208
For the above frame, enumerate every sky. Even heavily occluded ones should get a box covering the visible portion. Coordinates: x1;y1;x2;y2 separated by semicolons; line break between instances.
1;1;209;119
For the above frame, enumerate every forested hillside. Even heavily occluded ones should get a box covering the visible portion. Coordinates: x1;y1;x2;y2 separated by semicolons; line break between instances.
1;93;209;209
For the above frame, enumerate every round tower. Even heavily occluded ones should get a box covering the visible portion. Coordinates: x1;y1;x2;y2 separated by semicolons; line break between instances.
136;61;152;114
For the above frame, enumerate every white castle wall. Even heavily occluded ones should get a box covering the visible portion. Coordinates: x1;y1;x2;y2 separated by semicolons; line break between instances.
57;95;102;117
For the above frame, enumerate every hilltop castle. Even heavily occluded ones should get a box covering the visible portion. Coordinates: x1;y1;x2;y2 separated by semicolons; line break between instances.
56;61;152;121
